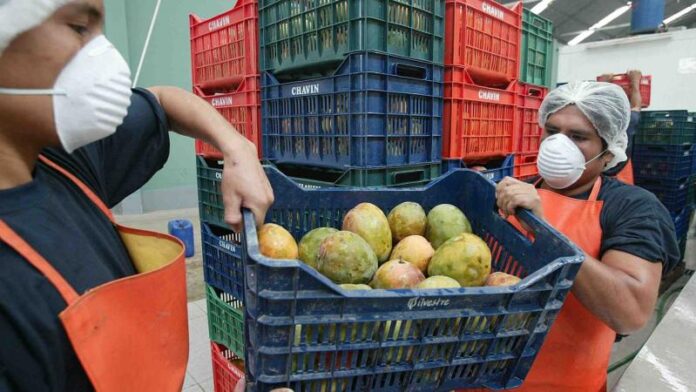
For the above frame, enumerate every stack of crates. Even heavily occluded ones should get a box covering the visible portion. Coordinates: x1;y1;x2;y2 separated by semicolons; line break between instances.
260;0;445;187
189;1;259;389
442;2;553;183
633;111;696;259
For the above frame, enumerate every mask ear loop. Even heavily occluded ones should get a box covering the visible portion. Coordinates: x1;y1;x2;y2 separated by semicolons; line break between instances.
0;88;66;96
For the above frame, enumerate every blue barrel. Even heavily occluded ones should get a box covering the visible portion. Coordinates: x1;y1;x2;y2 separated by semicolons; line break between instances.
168;219;195;258
631;0;665;34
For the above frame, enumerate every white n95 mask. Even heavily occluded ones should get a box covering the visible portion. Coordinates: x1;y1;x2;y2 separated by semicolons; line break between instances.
537;133;606;189
0;35;132;153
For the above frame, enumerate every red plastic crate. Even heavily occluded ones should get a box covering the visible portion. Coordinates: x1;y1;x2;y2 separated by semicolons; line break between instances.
514;153;538;180
190;0;258;93
515;82;547;154
211;342;245;392
445;0;522;87
598;74;651;108
194;76;261;159
443;66;517;161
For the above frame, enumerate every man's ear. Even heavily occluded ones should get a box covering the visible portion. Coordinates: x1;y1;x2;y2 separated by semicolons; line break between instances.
604;152;615;167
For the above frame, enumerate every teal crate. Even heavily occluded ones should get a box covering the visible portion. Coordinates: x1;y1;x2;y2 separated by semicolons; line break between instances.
259;0;445;78
206;285;245;358
636;111;696;145
520;9;554;88
197;157;227;229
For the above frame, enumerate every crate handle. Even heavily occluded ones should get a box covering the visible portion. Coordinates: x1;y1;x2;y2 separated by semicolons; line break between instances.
526;87;544;98
394;64;427;80
392;169;425;185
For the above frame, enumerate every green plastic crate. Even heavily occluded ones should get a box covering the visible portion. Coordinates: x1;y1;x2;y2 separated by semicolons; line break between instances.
520;9;554;88
259;0;445;78
275;162;442;188
206;285;245;358
636;112;696;145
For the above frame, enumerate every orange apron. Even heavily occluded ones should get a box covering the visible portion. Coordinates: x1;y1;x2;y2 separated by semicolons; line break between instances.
615;159;634;185
466;178;614;391
0;155;189;392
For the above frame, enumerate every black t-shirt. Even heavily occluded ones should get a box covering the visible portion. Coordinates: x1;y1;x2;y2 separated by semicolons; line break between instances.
0;89;170;392
534;175;680;271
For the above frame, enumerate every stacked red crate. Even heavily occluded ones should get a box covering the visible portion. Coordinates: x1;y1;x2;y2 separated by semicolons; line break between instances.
513;82;547;180
190;0;261;158
443;0;522;168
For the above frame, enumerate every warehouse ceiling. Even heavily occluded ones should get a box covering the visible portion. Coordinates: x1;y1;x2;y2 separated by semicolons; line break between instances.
511;0;696;44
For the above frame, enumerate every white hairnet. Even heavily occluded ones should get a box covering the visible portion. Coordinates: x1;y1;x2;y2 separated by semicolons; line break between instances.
538;81;631;170
0;0;70;55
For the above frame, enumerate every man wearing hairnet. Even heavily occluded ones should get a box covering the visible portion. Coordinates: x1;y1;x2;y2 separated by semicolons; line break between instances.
0;1;273;391
492;82;680;391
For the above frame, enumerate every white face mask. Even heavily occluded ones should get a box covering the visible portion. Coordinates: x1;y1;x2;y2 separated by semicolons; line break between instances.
537;133;607;190
0;35;132;153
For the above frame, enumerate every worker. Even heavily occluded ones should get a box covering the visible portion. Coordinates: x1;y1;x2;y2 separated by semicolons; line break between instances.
599;69;644;184
0;1;273;391
488;81;680;391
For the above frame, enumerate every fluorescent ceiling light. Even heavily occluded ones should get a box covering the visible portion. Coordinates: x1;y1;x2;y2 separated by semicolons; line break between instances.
567;2;632;46
664;3;696;25
531;0;554;14
568;30;596;46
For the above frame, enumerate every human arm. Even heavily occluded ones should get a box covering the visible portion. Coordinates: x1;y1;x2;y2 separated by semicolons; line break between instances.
146;86;274;231
627;69;643;111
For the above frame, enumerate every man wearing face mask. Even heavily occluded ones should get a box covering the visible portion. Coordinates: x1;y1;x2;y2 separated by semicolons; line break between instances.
0;1;273;391
490;82;680;391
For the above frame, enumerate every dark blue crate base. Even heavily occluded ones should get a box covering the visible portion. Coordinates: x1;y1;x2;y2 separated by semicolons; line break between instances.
240;166;584;391
671;207;693;240
443;156;514;183
636;175;694;212
201;223;244;301
262;51;443;170
633;144;695;179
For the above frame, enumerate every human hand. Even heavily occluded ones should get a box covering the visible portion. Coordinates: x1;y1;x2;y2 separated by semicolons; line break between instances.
221;137;274;232
627;69;643;85
495;177;544;220
597;73;615;83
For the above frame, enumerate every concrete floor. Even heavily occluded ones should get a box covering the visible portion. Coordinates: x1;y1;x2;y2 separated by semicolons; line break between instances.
114;208;695;392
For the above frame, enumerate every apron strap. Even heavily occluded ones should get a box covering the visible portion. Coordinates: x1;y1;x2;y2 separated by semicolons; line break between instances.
38;155;115;223
0;219;80;304
588;177;603;201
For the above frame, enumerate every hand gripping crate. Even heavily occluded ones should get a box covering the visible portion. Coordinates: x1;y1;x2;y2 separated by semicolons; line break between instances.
190;0;259;92
259;0;445;77
445;0;522;87
193;77;262;159
597;73;651;108
262;51;443;169
238;166;583;391
443;67;517;161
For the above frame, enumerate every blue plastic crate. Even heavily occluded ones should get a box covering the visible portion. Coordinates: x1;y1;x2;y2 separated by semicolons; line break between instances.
632;144;695;179
636;175;695;212
442;155;515;183
202;223;244;301
671;207;693;240
238;166;583;391
262;51;443;170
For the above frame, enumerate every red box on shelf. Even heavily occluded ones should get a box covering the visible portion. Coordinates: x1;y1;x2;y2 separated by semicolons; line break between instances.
445;0;522;88
211;342;245;392
190;0;258;93
515;82;547;154
598;73;651;108
514;153;538;180
443;66;517;161
194;75;261;159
